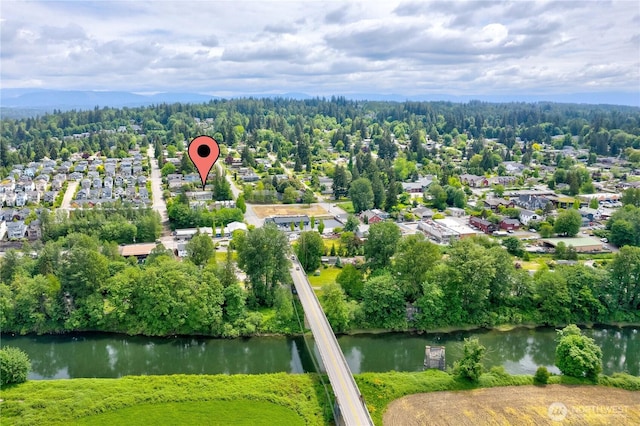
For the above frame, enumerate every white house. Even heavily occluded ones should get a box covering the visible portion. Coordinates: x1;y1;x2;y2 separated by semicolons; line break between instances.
519;209;540;226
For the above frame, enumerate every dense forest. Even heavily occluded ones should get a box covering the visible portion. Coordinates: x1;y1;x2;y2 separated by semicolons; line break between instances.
2;98;640;175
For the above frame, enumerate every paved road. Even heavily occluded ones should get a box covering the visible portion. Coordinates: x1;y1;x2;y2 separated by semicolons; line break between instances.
218;163;262;228
146;145;170;232
59;180;78;214
290;259;373;426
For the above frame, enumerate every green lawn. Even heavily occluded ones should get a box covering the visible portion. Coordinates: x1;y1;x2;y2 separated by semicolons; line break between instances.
0;374;328;426
74;400;304;426
307;267;341;288
336;201;354;214
214;249;237;263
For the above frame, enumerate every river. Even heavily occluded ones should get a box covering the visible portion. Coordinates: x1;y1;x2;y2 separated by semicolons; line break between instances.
1;326;637;380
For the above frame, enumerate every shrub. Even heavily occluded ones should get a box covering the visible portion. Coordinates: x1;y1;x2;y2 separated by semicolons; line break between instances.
453;338;485;382
0;347;31;386
555;324;602;380
534;366;550;384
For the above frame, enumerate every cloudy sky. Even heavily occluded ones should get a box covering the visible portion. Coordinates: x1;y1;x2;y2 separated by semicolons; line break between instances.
1;0;639;101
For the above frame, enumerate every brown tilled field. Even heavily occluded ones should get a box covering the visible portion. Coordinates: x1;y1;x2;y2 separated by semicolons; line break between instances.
383;385;640;425
252;204;329;219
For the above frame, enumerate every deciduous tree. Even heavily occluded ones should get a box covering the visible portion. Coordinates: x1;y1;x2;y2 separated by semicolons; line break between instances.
295;231;324;272
186;233;215;267
349;178;374;213
554;209;581;237
364;222;401;271
236;224;290;307
555;324;602;379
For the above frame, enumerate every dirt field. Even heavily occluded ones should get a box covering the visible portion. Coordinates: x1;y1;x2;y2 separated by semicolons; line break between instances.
252;204;329;219
383;385;640;425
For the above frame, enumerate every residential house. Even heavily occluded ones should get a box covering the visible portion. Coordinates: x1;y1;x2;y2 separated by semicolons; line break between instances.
43;191;58;203
401;176;434;194
6;221;27;240
27;220;42;240
516;194;551;211
489;176;518;186
469;216;496;234
355;223;370;239
460;174;489;188
4;193;16;207
519;209;540;226
176;242;188;258
499;218;521;231
241;172;260;182
15;192;27;207
448;207;466;217
360;209;389;224
319;177;334;196
413;206;434;220
0;178;16;193
26;191;40;204
579;207;598;224
187;191;213;201
0;220;6;240
223;221;248;237
81;179;91;189
483;198;515;211
51;174;66;190
17;177;35;192
503;161;526;175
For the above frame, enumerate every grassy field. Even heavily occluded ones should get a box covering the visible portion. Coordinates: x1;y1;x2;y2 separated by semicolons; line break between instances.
336;201;354;214
0;374;329;426
383;385;640;425
252;204;329;219
74;400;304;426
213;249;237;263
308;266;341;288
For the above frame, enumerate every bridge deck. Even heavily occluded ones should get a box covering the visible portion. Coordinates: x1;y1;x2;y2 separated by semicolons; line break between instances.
290;260;373;426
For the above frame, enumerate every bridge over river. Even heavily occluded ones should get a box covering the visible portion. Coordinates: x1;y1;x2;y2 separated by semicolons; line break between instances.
290;257;373;426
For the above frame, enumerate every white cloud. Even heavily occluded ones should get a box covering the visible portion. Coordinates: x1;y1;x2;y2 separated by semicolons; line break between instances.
0;1;637;100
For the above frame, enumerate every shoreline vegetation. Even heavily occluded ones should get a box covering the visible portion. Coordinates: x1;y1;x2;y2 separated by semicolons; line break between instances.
3;320;639;340
1;370;638;426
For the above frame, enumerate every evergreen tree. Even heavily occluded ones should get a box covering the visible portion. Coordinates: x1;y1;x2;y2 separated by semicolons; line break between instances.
371;172;385;209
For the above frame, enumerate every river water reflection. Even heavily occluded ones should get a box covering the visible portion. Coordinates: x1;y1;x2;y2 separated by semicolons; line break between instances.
1;326;637;380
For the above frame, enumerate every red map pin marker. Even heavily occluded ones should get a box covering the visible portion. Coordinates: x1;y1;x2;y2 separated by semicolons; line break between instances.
188;135;220;189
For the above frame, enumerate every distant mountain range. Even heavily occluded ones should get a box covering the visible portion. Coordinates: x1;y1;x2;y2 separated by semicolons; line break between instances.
1;89;638;118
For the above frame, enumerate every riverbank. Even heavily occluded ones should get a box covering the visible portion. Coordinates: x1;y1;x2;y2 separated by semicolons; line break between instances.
345;320;640;335
1;371;638;426
3;325;639;378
